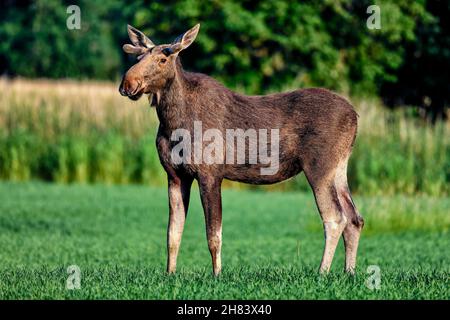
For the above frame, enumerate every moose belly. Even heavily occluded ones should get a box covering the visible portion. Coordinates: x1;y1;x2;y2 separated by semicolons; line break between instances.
223;157;303;185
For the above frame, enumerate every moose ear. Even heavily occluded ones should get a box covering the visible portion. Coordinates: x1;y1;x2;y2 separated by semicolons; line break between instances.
170;24;200;54
122;44;146;55
127;25;155;49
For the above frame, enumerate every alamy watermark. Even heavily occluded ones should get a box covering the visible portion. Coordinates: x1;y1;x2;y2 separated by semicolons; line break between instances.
366;5;381;30
66;5;81;30
365;265;381;290
66;265;81;290
171;121;280;175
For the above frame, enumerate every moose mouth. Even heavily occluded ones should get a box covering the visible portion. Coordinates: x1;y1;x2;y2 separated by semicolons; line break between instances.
128;92;143;101
119;81;146;101
119;82;151;102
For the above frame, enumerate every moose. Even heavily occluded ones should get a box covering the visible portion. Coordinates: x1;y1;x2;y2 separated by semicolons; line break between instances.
119;24;364;276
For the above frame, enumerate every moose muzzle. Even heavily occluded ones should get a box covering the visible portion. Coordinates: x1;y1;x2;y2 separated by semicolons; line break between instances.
119;73;144;100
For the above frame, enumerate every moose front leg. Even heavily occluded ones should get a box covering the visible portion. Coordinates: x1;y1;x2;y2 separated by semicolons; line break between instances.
198;177;223;276
167;175;193;274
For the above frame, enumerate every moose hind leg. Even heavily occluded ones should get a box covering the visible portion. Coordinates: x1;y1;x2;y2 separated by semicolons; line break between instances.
340;187;364;273
311;179;348;274
333;158;364;274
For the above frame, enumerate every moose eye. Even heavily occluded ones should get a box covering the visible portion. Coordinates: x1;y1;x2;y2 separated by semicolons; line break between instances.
161;47;173;56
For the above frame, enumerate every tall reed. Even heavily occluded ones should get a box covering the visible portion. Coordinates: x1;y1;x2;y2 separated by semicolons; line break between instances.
0;78;448;195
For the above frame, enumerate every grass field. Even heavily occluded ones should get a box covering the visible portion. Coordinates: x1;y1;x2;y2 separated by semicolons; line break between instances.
0;182;448;299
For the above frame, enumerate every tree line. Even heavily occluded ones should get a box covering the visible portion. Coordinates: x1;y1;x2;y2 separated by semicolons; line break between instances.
0;0;448;119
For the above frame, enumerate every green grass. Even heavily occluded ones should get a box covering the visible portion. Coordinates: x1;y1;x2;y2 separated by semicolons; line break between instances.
0;182;448;299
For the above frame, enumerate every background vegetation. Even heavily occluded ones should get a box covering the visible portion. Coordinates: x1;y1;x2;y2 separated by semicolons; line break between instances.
0;0;448;119
0;79;448;195
0;1;448;195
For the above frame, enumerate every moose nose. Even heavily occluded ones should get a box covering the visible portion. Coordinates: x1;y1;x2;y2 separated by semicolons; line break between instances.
119;79;128;96
119;75;143;97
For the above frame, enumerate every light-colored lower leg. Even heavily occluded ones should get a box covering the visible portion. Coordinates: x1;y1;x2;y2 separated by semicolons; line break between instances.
343;225;361;274
311;172;348;274
208;230;222;276
167;222;184;274
167;182;187;274
331;157;362;273
319;217;347;273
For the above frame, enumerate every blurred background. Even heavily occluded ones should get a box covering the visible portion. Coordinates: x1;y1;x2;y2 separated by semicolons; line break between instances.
0;0;448;196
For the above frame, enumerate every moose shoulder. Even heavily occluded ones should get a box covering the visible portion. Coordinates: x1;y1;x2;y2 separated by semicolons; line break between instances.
119;23;364;276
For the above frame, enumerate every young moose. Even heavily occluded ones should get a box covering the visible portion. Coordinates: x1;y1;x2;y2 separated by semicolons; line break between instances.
119;24;364;275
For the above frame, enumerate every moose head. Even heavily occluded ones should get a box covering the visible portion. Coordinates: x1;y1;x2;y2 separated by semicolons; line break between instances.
119;24;200;102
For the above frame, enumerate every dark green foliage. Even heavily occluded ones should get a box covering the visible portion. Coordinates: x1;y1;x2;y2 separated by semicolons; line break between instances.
0;0;448;115
0;0;130;79
381;0;450;121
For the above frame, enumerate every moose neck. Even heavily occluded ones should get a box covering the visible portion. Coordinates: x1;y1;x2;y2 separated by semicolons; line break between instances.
155;58;190;133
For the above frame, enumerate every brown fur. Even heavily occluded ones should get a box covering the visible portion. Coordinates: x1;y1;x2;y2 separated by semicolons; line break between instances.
119;24;364;275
